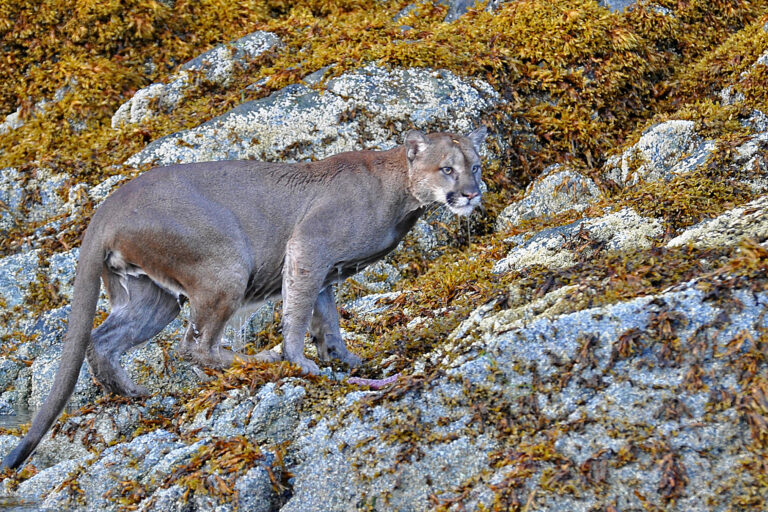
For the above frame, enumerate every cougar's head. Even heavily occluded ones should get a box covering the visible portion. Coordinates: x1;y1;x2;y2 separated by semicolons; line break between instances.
405;127;488;216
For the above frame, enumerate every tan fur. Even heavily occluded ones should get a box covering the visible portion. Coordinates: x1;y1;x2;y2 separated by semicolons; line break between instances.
1;127;487;469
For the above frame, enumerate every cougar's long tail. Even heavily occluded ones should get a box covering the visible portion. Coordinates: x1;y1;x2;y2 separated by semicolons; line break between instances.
1;226;104;470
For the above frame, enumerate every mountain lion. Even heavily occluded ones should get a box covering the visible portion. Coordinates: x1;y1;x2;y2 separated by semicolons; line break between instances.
1;127;487;469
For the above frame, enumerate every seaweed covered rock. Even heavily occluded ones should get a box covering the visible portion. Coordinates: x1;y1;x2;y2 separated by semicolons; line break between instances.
111;31;282;128
185;381;306;444
496;165;603;231
41;429;187;510
348;261;403;294
602;120;715;187
282;274;768;511
0;168;71;238
395;0;499;23
668;194;768;248
493;207;663;273
126;64;498;166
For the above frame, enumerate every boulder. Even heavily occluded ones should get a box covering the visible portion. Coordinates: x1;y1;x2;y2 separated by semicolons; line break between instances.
111;31;282;128
126;64;498;166
667;194;768;248
0;168;71;237
41;429;186;510
348;261;403;293
186;381;307;444
0;249;39;309
496;165;602;231
602;120;714;186
277;271;768;510
493;207;663;273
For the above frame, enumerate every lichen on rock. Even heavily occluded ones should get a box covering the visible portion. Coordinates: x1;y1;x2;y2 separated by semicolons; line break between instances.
496;164;603;231
126;64;498;167
2;0;768;510
111;31;282;128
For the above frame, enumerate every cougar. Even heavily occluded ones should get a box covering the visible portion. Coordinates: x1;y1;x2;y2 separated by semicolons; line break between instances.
1;127;487;469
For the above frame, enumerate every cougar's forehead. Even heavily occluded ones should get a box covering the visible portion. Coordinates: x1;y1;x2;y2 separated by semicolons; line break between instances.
431;134;480;169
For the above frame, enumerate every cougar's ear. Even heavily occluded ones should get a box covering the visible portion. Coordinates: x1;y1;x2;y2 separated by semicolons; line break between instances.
405;130;430;162
467;126;488;151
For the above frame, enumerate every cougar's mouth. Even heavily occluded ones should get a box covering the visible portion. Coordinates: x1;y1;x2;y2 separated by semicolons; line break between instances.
445;191;481;216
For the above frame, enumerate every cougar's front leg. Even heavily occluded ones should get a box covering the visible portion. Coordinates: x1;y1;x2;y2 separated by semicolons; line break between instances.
310;287;362;367
281;240;328;375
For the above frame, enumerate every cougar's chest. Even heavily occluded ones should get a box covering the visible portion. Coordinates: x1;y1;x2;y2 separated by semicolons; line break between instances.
323;207;423;285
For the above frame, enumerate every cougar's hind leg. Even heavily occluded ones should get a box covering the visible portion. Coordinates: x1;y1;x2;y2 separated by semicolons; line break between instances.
86;272;180;397
310;287;361;367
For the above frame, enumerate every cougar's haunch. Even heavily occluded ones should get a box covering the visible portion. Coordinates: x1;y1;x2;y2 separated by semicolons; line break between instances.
1;127;487;469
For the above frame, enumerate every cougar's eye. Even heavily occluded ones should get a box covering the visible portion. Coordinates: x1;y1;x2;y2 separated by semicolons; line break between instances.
472;165;481;175
440;167;454;176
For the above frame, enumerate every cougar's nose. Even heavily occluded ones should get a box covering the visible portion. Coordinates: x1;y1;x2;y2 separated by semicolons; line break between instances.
463;190;480;200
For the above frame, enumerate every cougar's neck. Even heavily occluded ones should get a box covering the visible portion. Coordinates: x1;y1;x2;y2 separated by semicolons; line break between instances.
372;145;424;216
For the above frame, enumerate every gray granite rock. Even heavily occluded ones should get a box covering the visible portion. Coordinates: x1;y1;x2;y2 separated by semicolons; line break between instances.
28;341;95;411
278;272;757;512
14;458;88;500
744;109;768;133
0;250;40;309
0;248;78;318
436;281;767;511
47;249;79;301
343;291;403;321
349;260;403;293
112;31;281;128
186;381;306;444
42;429;184;510
25;400;154;470
603;120;714;186
0;399;14;415
235;460;279;512
222;300;277;351
0;168;71;236
285;413;497;512
137;484;190;512
496;165;602;231
735;130;768;191
667;194;768;248
493;207;663;272
0;358;22;396
126;64;497;167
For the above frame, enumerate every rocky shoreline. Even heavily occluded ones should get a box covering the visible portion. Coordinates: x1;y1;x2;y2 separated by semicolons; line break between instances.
1;0;768;510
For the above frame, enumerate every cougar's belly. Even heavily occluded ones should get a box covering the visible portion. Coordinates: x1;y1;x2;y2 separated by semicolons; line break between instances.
105;250;187;300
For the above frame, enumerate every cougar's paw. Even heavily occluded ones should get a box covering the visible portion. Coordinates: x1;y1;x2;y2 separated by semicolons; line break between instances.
289;356;320;375
340;352;362;368
329;346;362;367
253;349;282;363
98;376;150;398
179;346;241;370
124;383;151;398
